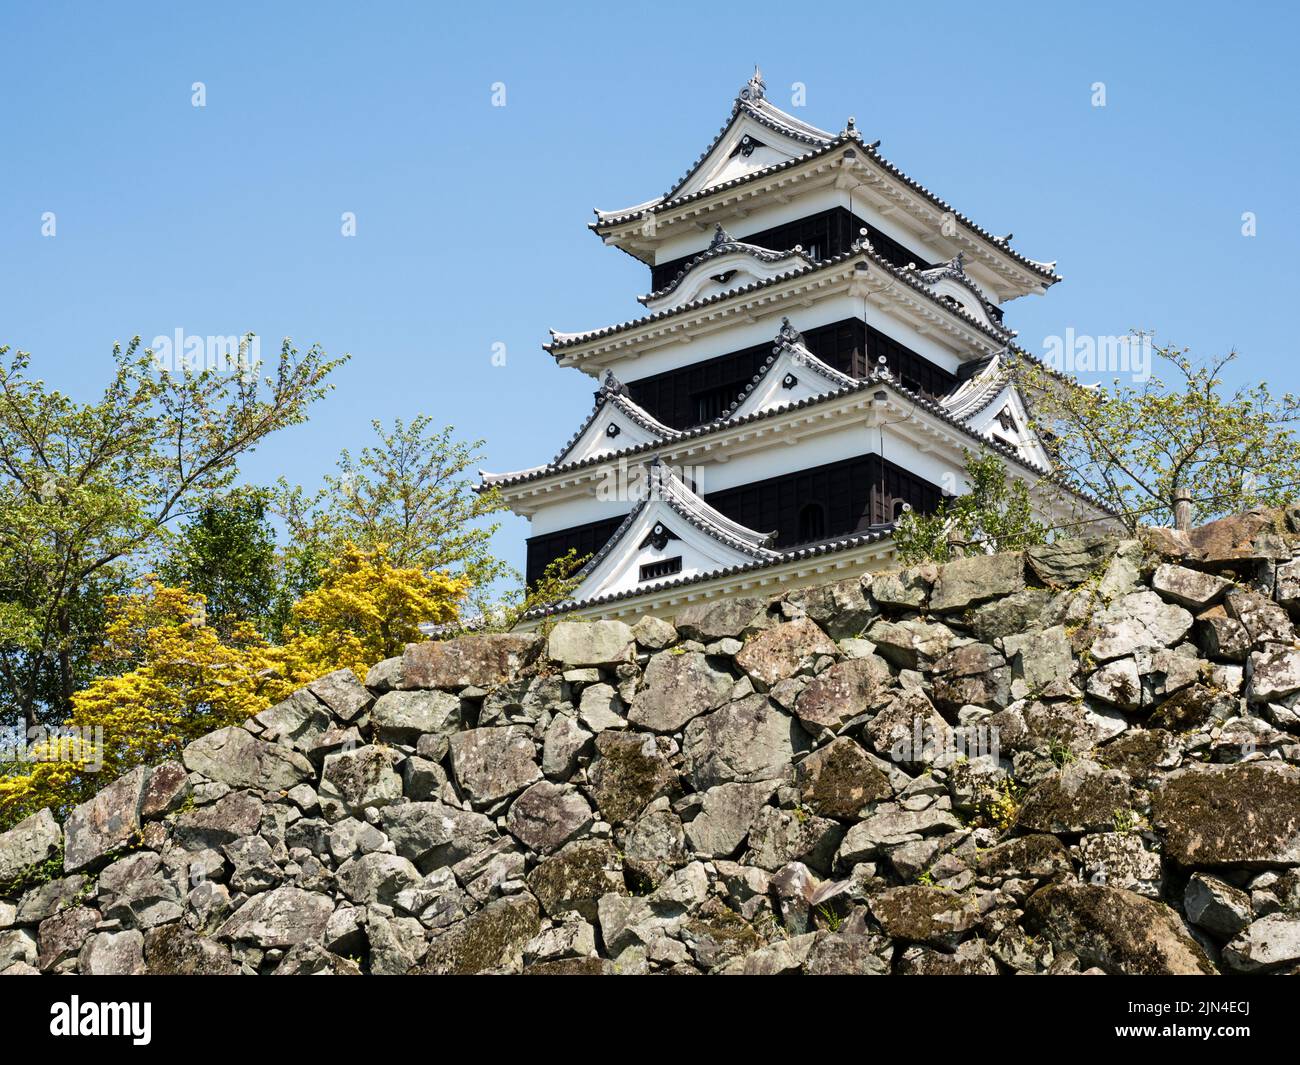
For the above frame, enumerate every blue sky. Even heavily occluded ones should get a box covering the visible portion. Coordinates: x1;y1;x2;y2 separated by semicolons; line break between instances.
2;1;1297;577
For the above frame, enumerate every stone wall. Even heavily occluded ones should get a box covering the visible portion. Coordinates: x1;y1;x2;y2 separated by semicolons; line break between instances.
4;506;1300;975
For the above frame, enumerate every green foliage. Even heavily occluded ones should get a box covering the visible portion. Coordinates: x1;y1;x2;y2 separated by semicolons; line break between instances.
0;843;64;897
816;903;843;932
893;450;1047;564
0;336;342;732
981;777;1026;832
1112;808;1138;833
157;488;281;638
274;416;510;618
484;549;589;634
1015;342;1300;531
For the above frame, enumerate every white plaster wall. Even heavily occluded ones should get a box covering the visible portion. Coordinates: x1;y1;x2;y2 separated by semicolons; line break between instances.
653;185;935;270
560;403;666;466
525;413;963;535
596;290;971;387
575;507;761;600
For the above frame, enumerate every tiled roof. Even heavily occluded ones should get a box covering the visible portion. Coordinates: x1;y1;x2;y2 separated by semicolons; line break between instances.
941;353;1010;422
547;240;1014;355
851;139;1060;284
595;150;1060;293
638;224;814;306
592;137;849;229
523;524;896;621
479;355;1117;518
590;87;1060;287
543;370;682;468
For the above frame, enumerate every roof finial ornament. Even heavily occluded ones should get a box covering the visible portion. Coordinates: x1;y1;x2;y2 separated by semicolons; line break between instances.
709;222;734;248
951;251;965;272
739;65;766;103
602;368;624;394
776;316;804;346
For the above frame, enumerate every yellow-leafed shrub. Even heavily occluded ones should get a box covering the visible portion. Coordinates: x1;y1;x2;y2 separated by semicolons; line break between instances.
0;544;468;828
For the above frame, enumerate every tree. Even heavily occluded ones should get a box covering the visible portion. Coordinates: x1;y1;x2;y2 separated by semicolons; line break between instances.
278;542;469;682
1014;342;1300;531
893;451;1047;564
0;543;468;829
0;579;293;825
157;487;281;638
486;548;589;634
0;335;343;731
274;416;510;616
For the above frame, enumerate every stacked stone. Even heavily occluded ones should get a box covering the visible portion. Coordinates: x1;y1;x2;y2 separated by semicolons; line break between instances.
3;506;1300;975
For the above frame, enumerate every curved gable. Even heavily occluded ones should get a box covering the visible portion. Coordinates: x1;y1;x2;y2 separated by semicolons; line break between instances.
724;319;856;421
662;69;833;204
642;234;812;312
569;463;777;600
915;253;1007;335
925;276;998;331
550;373;679;467
962;383;1050;470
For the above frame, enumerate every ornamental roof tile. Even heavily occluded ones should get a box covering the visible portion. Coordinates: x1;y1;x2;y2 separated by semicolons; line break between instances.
522;523;896;622
637;224;815;306
545;370;682;468
482;341;1115;518
547;241;1014;355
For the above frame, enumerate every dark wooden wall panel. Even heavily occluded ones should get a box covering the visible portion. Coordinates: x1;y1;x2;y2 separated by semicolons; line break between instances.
525;515;624;587
650;206;930;291
624;319;868;430
525;453;944;587
705;453;943;547
624;319;959;430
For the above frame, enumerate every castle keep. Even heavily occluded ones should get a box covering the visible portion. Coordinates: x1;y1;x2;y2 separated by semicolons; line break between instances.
482;70;1110;619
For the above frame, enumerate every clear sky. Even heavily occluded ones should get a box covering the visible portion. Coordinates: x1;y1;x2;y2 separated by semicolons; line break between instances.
2;1;1297;577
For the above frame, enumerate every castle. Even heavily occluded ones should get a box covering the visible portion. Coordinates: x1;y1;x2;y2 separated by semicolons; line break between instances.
481;70;1112;622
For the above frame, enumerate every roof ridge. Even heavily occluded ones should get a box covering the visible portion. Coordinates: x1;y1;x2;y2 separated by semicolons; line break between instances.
941;351;1008;420
654;459;779;557
592;132;1061;288
715;316;857;421
638;227;815;305
654;71;835;204
543;370;681;468
481;365;1114;514
548;240;1015;355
